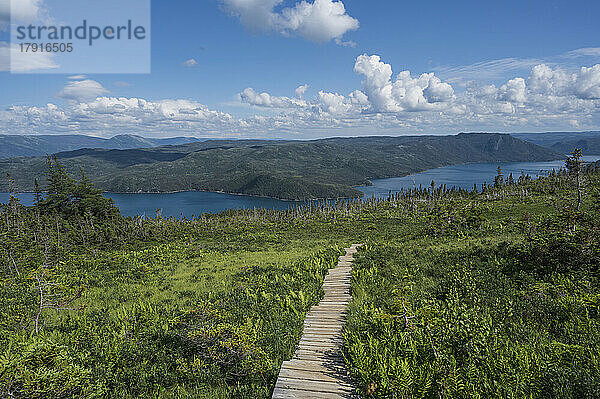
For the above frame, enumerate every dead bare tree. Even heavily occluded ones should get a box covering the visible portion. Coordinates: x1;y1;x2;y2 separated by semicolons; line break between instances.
33;272;84;334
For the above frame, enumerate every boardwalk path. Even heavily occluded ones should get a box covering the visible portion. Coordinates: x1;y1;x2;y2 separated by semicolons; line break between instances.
272;244;362;398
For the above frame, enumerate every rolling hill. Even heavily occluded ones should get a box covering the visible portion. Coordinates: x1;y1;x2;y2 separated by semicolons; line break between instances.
511;131;600;149
0;134;203;159
0;133;561;200
549;137;600;155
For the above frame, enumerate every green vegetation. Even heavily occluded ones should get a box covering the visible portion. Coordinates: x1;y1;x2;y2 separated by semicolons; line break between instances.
2;150;600;397
513;131;600;150
344;150;600;398
551;137;600;156
0;133;559;200
0;134;201;159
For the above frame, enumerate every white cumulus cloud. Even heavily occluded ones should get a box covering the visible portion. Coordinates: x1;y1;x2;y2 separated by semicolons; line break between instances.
239;87;308;108
498;78;527;104
0;41;59;72
0;0;48;31
2;55;600;138
220;0;358;44
295;84;309;99
182;58;198;67
58;80;110;102
354;54;455;112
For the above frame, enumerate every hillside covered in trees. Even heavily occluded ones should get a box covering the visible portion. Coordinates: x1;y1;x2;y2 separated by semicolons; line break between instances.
0;133;559;200
0;134;202;159
1;151;599;398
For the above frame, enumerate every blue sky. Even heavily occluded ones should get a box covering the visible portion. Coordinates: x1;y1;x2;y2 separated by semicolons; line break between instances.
1;0;599;138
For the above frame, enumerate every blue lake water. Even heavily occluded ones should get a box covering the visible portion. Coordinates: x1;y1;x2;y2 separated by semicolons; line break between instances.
0;191;305;218
358;156;600;198
2;156;598;217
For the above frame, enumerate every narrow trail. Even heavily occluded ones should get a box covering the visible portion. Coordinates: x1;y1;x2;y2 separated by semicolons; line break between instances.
272;244;362;399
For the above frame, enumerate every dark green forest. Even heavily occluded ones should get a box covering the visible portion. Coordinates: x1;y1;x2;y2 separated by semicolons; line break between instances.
0;133;559;200
0;134;201;159
1;151;599;398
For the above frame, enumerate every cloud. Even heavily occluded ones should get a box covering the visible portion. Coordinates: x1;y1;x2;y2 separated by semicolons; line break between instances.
433;57;544;84
58;79;110;102
0;0;48;30
574;65;600;100
237;55;600;134
527;63;600;100
354;54;455;112
295;84;309;99
316;91;353;115
182;58;198;67
220;0;358;44
433;47;600;86
334;38;356;47
114;81;132;87
72;98;233;125
2;56;600;138
239;87;308;108
0;41;59;72
563;47;600;58
0;97;241;137
67;75;87;80
498;78;527;104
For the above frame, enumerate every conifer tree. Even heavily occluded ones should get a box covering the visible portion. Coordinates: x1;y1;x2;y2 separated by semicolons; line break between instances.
494;166;504;188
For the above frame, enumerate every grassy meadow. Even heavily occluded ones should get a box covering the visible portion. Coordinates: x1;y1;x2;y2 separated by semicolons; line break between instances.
1;157;599;398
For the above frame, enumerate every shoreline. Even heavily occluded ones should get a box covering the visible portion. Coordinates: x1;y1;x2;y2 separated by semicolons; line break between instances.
5;156;598;203
1;188;364;202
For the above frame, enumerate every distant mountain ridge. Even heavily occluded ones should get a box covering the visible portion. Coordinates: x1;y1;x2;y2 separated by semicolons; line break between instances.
511;131;600;149
0;134;203;159
0;133;561;200
549;138;600;155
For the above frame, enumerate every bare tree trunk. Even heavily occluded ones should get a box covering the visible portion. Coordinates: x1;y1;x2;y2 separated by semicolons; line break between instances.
8;251;20;277
35;274;44;334
576;173;582;211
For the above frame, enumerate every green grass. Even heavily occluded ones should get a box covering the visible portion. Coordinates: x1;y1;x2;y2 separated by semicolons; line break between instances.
343;173;600;398
1;166;599;398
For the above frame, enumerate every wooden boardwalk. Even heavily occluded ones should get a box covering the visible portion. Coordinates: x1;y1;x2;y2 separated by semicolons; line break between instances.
272;244;361;399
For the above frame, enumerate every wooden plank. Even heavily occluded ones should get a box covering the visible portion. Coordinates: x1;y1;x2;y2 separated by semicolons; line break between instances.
304;317;345;323
299;338;343;347
273;245;362;398
275;377;353;394
304;318;343;322
297;342;341;351
306;310;347;315
316;300;348;309
278;368;351;384
304;312;347;319
293;350;343;362
304;311;347;317
302;322;344;328
301;330;343;336
297;338;342;347
284;359;348;374
272;387;352;399
294;352;344;364
304;314;346;321
302;323;344;330
293;346;343;355
301;329;342;337
310;303;349;308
